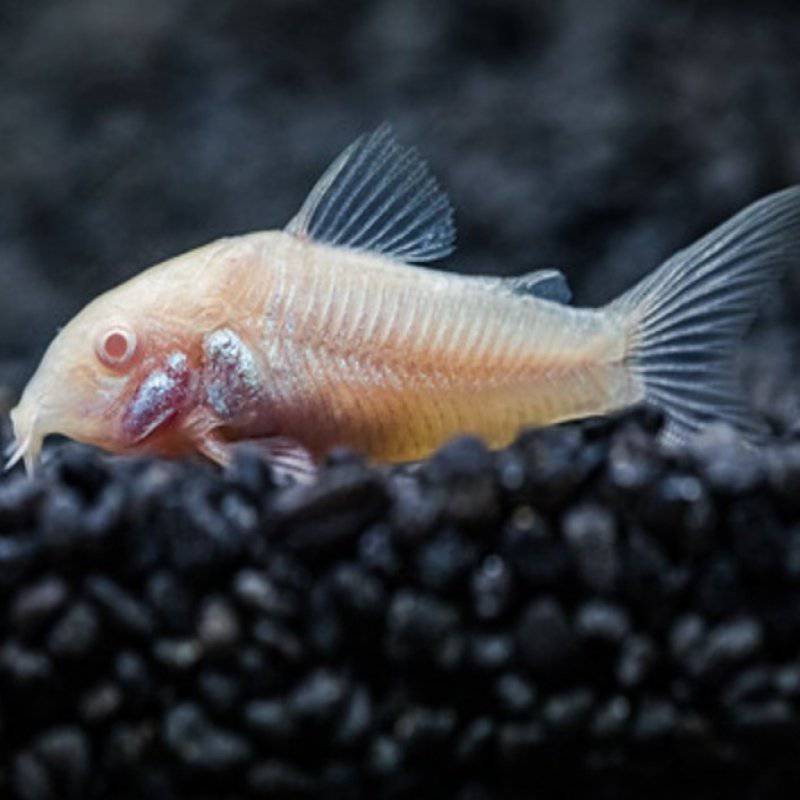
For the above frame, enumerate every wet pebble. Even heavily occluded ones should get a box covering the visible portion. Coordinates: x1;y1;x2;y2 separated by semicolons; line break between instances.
632;699;678;742
289;670;348;728
244;699;297;742
386;590;460;664
34;727;90;796
47;603;100;659
247;760;317;795
11;577;70;635
85;576;154;638
395;706;458;755
79;683;122;724
693;618;764;680
198;670;241;714
563;505;619;594
541;689;594;732
495;673;537;716
470;554;513;620
12;752;53;800
517;597;575;672
197;596;241;651
0;641;52;686
164;704;252;770
575;600;630;646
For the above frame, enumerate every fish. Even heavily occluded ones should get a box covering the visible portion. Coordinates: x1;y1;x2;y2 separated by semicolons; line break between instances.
4;124;800;479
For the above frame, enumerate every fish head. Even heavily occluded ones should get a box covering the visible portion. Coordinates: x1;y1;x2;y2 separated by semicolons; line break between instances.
5;284;198;474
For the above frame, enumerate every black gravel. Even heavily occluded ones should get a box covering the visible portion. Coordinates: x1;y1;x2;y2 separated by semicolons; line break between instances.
0;411;799;799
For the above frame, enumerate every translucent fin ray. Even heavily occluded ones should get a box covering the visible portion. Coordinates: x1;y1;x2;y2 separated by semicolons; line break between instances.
286;124;456;263
476;269;572;304
608;185;800;445
506;269;572;304
3;436;29;473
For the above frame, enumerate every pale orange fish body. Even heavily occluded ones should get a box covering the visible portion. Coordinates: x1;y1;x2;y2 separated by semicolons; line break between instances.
6;125;800;477
215;234;631;462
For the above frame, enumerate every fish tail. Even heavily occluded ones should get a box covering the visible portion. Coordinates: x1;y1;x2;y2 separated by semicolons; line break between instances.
606;186;800;445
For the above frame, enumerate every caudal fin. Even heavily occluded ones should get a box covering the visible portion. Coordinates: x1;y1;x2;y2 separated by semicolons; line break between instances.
607;186;800;445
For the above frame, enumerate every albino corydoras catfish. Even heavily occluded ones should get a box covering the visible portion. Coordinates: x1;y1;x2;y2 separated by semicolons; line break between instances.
5;125;800;478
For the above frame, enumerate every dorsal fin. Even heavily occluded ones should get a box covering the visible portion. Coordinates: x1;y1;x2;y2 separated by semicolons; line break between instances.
286;124;456;263
504;269;572;304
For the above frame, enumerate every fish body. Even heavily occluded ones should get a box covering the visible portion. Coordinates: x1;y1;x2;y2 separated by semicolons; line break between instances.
6;125;800;477
198;233;631;462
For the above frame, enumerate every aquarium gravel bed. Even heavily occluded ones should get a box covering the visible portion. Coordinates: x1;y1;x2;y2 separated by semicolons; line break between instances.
1;412;800;799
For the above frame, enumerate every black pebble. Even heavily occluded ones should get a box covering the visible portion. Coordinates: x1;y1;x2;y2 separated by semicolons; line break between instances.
233;568;298;618
470;633;515;672
575;600;630;646
0;535;40;588
394;706;458;756
79;683;122;724
289;669;348;729
470;554;513;620
34;727;90;797
517;597;576;673
11;577;70;635
591;695;631;739
358;525;401;577
693;617;764;680
164;704;252;770
152;638;202;672
46;603;100;659
12;752;53;800
616;635;657;689
563;505;619;594
198;670;241;714
197;596;241;651
495;672;537;716
146;570;194;631
115;651;152;695
247;760;317;795
541;689;594;732
386;590;460;664
632;699;678;742
245;699;297;743
417;531;477;593
334;685;373;746
328;562;386;618
498;721;546;762
85;576;154;637
368;736;404;776
456;717;495;763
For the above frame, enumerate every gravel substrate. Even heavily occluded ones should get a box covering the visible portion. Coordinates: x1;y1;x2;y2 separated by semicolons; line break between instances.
1;411;800;799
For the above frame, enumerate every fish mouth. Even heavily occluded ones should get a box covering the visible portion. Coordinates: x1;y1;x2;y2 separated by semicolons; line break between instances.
4;403;43;476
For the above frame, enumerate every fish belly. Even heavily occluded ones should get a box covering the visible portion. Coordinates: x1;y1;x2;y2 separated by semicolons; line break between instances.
257;238;638;462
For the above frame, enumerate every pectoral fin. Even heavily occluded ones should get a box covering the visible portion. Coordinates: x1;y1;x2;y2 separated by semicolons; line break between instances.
247;437;318;484
197;432;317;485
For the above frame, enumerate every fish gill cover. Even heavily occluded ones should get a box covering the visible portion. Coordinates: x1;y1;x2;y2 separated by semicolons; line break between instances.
2;0;800;798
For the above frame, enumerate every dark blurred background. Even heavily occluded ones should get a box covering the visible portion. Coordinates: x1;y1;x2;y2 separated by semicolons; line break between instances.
1;0;799;427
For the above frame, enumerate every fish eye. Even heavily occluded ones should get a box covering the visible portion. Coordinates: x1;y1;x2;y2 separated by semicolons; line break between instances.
96;327;137;368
